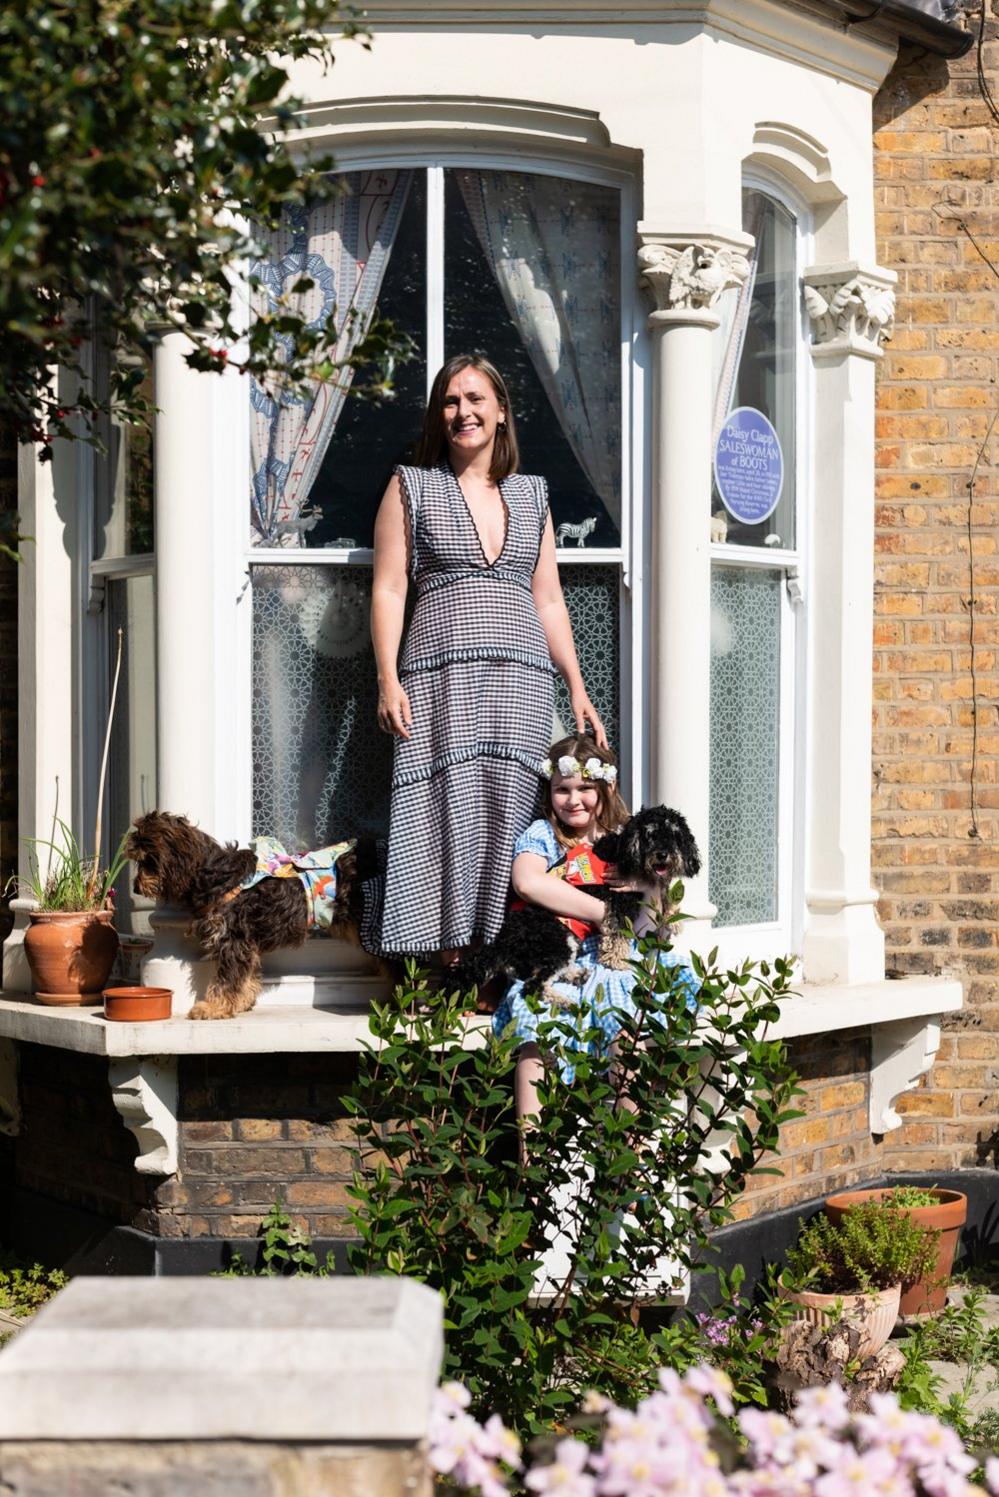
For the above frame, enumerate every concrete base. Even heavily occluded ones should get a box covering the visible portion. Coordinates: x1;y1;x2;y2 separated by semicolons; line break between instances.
0;1278;443;1442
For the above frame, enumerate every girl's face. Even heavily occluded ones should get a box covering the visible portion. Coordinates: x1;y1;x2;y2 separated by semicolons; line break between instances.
550;774;600;836
442;367;504;460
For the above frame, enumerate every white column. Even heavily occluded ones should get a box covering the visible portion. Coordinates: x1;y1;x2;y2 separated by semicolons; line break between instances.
802;262;896;984
2;437;80;991
153;332;219;825
142;334;224;1009
637;233;750;938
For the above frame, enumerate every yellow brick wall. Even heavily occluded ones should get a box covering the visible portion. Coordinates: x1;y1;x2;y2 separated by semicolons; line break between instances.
872;8;999;1171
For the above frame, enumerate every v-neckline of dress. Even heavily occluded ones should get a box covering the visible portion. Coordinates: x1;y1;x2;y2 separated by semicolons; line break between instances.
447;464;510;569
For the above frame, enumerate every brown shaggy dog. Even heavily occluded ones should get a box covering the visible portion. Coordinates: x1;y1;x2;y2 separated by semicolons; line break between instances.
126;812;368;1020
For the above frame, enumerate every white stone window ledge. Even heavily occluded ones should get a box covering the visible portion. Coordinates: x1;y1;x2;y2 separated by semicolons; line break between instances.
0;975;962;1173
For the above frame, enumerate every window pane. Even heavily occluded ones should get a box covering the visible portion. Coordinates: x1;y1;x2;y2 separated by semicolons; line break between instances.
252;565;392;846
709;566;781;926
553;565;620;751
252;171;427;550
95;354;154;559
445;169;621;548
106;575;157;921
711;191;796;550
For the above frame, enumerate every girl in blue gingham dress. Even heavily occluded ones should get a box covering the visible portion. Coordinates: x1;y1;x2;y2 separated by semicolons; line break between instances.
492;736;699;1096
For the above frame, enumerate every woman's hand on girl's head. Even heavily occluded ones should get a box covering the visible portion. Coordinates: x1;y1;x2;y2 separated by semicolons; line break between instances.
570;689;608;750
377;680;413;739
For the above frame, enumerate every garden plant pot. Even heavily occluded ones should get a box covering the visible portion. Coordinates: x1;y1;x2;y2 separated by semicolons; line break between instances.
24;910;118;1005
103;986;172;1022
824;1187;967;1316
779;1282;901;1360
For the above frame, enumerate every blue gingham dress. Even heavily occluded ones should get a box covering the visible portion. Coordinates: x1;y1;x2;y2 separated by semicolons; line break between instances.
377;464;555;955
492;820;700;1083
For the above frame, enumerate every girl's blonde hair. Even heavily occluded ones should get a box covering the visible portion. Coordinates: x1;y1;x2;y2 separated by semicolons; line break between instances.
542;734;630;848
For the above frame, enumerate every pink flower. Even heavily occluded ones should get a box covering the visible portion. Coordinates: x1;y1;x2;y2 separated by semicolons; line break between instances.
738;1409;796;1465
793;1383;851;1432
525;1438;595;1495
815;1445;899;1497
985;1456;999;1494
684;1364;736;1416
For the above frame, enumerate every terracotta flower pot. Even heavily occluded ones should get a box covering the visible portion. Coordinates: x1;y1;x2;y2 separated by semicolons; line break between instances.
824;1186;968;1316
24;910;119;1006
780;1281;901;1360
103;986;172;1023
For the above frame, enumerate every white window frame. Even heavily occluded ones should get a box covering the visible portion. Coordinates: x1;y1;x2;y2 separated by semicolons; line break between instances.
708;172;812;967
228;151;641;842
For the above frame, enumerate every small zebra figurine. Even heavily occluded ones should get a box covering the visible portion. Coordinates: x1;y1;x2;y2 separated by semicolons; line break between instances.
555;515;598;548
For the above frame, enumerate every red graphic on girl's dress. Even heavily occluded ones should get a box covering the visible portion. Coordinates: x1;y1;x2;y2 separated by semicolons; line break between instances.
510;841;610;943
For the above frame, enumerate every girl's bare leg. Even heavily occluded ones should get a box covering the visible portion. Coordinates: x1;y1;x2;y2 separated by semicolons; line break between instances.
515;1042;545;1167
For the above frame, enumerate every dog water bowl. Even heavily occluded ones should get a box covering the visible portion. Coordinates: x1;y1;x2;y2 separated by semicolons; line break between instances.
103;986;172;1023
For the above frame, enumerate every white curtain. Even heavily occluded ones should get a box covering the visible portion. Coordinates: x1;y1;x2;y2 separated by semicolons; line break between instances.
712;194;765;440
249;169;412;547
455;170;621;529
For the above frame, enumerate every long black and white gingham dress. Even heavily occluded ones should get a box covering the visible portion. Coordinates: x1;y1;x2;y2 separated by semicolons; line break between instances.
378;462;555;954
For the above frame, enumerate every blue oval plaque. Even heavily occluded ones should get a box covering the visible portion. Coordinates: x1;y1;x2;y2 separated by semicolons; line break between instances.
713;406;784;526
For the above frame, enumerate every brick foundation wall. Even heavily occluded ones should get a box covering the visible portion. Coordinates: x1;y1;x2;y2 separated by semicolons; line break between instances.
730;1031;885;1221
872;6;999;1170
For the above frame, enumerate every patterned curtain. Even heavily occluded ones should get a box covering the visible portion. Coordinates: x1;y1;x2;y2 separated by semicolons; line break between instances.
455;170;621;529
249;169;412;547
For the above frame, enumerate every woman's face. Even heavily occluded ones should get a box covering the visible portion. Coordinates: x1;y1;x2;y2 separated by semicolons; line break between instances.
550;774;600;834
441;366;504;461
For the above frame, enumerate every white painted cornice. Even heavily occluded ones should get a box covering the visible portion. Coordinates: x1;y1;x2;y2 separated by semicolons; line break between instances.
352;0;898;93
803;261;898;360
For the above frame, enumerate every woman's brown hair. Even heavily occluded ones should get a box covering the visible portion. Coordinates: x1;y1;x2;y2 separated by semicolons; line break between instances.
542;733;630;849
413;354;520;482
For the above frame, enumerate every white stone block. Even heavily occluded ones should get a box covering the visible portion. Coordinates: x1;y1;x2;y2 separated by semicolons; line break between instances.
0;1278;443;1442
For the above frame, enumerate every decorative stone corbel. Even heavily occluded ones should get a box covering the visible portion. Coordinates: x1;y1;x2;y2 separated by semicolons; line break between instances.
869;1015;942;1135
803;262;897;360
637;233;752;321
108;1056;179;1174
0;1038;20;1137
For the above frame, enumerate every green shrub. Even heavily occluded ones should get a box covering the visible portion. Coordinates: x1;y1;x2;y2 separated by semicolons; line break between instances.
785;1201;939;1295
0;1252;67;1318
345;925;801;1432
888;1184;944;1209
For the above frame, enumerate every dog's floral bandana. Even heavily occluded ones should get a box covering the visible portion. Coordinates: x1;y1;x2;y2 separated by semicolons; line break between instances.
239;837;355;931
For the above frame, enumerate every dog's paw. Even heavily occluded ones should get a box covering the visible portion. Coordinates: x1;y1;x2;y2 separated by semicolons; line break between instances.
189;998;234;1021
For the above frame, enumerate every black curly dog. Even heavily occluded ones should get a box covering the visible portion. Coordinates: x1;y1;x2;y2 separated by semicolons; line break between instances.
456;804;701;999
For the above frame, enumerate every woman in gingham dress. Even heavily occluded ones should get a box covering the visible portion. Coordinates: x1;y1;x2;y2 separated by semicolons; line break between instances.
371;354;606;957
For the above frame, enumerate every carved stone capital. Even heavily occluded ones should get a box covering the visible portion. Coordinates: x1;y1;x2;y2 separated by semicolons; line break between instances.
803;262;897;360
108;1057;178;1175
637;231;752;322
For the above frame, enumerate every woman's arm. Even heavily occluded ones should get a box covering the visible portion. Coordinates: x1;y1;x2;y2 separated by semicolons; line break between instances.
511;851;606;925
531;513;607;748
371;475;413;739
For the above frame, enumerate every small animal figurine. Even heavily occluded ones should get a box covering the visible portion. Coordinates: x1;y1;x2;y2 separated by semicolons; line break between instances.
555;516;598;549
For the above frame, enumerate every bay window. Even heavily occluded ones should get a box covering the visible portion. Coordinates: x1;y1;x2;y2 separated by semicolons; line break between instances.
249;164;627;852
709;186;804;940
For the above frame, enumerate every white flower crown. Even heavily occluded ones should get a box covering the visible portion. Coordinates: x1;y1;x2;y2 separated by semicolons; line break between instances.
539;754;618;785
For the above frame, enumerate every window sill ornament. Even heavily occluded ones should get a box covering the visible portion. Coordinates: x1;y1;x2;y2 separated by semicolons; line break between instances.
555;516;597;548
803;262;897;360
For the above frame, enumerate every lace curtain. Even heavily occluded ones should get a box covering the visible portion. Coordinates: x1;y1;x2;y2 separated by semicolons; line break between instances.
455;170;621;531
249;169;412;547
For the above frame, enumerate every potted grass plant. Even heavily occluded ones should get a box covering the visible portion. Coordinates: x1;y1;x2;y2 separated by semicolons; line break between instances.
823;1183;967;1316
13;631;127;1005
780;1200;940;1358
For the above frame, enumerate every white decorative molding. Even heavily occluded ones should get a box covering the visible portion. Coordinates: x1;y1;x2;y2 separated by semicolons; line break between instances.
803;262;897;359
870;1015;942;1136
749;121;840;200
638;235;752;320
0;1037;19;1137
108;1057;179;1175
